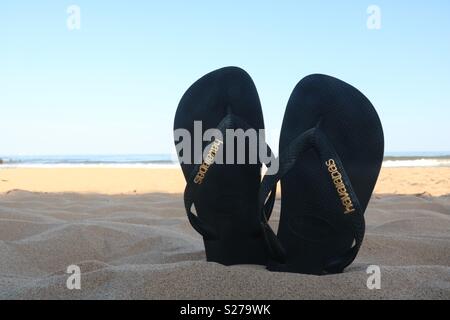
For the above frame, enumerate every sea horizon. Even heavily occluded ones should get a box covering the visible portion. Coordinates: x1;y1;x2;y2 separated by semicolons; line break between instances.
1;152;450;168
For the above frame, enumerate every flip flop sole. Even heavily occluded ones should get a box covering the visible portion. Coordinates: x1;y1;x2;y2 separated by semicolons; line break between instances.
174;67;268;265
268;74;384;274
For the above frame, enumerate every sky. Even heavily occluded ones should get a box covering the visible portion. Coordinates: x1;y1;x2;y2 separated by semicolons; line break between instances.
1;1;450;155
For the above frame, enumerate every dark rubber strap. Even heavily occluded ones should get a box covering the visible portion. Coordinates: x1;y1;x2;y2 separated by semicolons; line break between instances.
259;123;365;272
183;111;277;240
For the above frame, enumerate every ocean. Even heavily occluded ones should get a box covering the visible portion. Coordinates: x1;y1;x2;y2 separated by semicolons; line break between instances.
1;152;450;168
0;154;177;168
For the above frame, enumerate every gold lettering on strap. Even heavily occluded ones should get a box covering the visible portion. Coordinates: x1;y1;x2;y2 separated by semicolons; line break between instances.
325;159;355;214
193;139;223;185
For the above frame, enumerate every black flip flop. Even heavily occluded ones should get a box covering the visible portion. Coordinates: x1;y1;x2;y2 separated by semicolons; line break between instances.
259;74;384;275
174;67;275;266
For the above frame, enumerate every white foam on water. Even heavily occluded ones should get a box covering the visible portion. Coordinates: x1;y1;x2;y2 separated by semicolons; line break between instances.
0;163;179;169
382;159;450;168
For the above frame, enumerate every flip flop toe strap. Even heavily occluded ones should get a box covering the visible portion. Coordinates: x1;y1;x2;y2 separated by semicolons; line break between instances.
259;124;365;273
182;111;277;240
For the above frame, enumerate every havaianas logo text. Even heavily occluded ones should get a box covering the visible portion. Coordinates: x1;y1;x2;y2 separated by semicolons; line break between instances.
325;159;355;214
194;139;224;185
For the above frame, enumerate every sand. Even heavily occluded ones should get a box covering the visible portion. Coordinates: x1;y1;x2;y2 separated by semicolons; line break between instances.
1;167;450;196
0;168;186;195
0;167;449;300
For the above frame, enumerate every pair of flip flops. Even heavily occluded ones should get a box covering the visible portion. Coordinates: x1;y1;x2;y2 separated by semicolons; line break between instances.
174;67;384;275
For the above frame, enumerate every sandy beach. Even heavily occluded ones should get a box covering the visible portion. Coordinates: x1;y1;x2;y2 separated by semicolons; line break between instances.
0;167;449;299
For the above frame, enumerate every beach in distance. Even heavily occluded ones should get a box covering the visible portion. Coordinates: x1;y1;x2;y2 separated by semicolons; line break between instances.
0;166;449;299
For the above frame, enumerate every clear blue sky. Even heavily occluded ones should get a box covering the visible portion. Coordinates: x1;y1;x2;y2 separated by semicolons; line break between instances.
2;1;450;155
